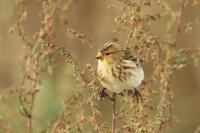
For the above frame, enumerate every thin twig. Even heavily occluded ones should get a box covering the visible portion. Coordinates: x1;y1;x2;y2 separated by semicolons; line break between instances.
43;43;89;85
50;114;63;133
125;31;133;48
28;81;38;133
111;93;116;133
174;0;185;45
125;0;143;49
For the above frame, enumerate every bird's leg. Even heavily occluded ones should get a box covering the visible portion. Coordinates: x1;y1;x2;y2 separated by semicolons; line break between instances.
99;88;114;101
128;88;143;103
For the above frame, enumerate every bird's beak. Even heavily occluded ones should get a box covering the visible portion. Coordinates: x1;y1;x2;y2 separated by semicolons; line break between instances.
96;52;103;60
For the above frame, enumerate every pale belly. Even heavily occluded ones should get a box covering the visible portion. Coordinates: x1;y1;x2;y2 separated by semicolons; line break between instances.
97;61;144;93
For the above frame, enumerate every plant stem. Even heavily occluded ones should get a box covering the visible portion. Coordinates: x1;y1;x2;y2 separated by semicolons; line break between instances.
125;31;133;48
112;93;116;133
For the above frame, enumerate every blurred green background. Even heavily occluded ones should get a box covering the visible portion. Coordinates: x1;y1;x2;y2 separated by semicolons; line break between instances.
0;0;200;133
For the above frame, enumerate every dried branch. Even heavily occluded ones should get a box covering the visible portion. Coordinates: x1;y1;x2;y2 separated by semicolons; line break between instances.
174;0;186;45
112;93;117;133
125;31;133;48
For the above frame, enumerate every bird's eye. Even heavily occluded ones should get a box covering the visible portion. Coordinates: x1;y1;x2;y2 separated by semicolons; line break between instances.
106;53;111;55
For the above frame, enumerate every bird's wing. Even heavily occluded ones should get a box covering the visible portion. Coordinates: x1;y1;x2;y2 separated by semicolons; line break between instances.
123;49;143;63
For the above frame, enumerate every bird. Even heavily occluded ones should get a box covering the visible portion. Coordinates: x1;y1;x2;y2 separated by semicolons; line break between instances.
96;42;144;101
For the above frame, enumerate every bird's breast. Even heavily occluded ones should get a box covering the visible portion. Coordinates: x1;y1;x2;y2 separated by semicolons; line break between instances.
97;60;114;83
97;60;144;93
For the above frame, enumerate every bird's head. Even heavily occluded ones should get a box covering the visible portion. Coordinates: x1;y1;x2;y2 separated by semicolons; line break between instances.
96;42;123;64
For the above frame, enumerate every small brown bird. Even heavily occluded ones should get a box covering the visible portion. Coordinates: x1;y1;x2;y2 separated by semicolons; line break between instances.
96;42;144;100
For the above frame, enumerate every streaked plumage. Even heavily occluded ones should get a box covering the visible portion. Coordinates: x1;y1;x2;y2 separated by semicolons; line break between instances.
96;42;144;94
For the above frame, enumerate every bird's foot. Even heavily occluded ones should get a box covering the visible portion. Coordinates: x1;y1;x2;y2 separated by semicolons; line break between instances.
99;88;115;101
128;88;143;103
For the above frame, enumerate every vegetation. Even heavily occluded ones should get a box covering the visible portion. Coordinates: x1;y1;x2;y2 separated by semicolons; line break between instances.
0;0;200;133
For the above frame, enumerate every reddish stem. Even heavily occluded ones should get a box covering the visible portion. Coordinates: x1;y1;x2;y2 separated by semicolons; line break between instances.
112;93;116;133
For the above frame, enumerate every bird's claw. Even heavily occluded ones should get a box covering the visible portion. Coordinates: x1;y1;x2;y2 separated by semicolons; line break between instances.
99;88;114;101
128;89;143;103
